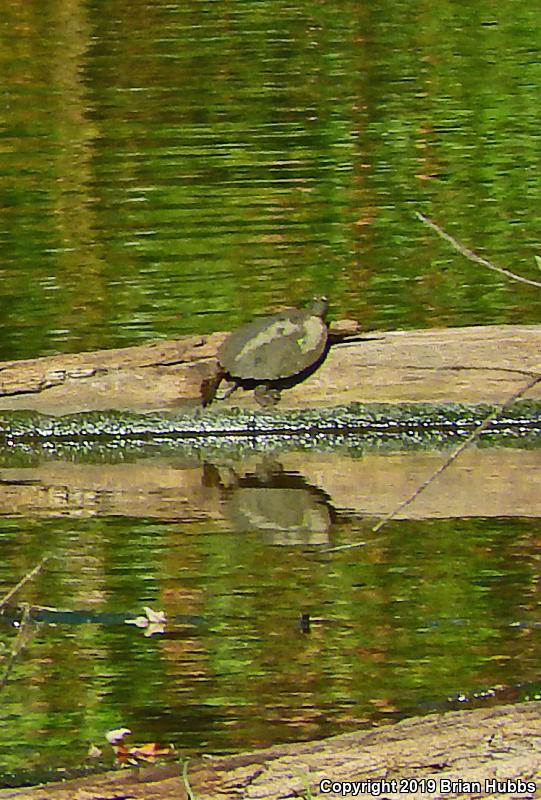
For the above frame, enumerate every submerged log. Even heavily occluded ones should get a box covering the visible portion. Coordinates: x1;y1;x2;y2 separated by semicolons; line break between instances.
0;324;540;415
1;701;540;799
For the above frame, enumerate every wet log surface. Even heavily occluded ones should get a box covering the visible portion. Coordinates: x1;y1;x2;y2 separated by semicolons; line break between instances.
0;324;540;414
1;702;540;799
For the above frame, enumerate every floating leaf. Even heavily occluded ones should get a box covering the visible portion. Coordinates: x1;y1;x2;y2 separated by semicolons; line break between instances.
112;738;175;765
125;607;166;636
112;742;133;764
130;742;175;762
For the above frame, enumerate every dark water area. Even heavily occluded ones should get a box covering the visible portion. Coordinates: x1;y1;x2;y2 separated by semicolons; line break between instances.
1;1;541;361
1;0;541;786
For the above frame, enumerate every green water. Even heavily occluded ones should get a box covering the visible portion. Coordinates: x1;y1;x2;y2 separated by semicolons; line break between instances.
0;514;540;784
2;0;541;785
1;1;541;361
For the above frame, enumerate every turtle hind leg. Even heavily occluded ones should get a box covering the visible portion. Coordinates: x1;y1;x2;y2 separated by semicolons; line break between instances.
254;384;281;407
218;379;240;401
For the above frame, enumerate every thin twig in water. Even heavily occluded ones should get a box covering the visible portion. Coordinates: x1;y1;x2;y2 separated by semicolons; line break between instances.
415;212;541;289
0;557;48;613
328;213;541;553
328;372;541;552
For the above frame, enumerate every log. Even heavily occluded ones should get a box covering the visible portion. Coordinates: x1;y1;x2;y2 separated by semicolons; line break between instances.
1;701;539;799
0;335;221;414
0;324;540;415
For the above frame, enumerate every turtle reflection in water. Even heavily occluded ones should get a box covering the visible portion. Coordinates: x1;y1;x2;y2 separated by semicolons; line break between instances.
201;297;329;407
204;460;332;545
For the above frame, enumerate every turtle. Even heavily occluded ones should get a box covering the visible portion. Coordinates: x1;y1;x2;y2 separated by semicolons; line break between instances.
201;297;330;407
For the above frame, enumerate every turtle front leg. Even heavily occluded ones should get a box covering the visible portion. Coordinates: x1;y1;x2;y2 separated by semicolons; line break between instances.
200;365;225;407
254;384;281;406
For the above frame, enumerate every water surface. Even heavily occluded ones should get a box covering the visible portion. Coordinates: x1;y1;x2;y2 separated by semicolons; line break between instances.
1;0;541;785
1;1;541;360
1;446;541;785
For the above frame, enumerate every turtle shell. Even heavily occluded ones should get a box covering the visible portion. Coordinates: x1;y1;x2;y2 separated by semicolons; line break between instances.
218;305;329;381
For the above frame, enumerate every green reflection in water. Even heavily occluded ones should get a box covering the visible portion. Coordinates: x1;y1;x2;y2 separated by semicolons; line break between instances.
0;514;539;784
1;1;541;361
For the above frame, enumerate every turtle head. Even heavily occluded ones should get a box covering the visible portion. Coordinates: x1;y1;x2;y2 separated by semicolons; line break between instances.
306;296;329;319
